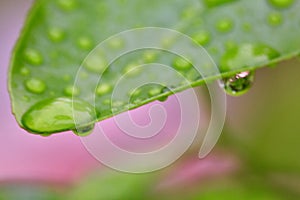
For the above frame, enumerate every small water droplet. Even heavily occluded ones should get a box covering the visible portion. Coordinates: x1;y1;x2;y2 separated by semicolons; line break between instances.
268;0;294;8
224;40;237;50
112;101;125;108
79;71;89;79
192;31;211;46
268;12;283;26
48;27;64;42
96;84;112;96
181;7;197;20
73;124;94;136
186;68;200;81
123;62;142;76
204;0;237;7
173;57;193;71
108;37;125;49
158;87;170;102
25;78;46;94
20;67;30;76
24;49;43;66
57;0;76;10
128;88;141;98
22;97;95;134
216;18;234;33
148;87;161;97
242;23;252;32
77;36;93;50
64;85;80;96
220;43;280;71
220;71;255;96
103;99;111;105
143;51;157;63
63;74;71;82
84;55;108;73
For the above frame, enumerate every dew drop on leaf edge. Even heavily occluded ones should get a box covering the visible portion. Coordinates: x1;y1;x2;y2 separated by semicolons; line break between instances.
21;97;95;135
72;124;95;137
220;71;255;96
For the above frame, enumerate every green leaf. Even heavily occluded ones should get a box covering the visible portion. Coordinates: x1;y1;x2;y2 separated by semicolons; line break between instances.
9;0;300;135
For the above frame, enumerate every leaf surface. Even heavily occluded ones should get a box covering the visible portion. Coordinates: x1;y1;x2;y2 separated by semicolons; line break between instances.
9;0;300;134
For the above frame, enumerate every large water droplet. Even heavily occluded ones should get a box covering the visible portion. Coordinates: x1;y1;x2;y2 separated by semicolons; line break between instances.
25;78;46;94
268;12;283;26
216;18;234;33
72;124;95;136
96;84;112;96
24;49;43;66
220;43;280;71
22;97;95;134
48;27;64;42
173;57;193;71
192;31;211;46
220;71;255;96
268;0;294;8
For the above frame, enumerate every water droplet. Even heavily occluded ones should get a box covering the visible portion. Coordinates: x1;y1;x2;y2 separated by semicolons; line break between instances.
96;84;112;96
20;67;30;76
57;0;76;10
123;62;142;76
24;49;43;66
64;85;80;96
158;87;170;102
268;0;294;8
77;36;93;50
108;37;125;49
192;31;211;46
128;88;141;98
148;87;161;97
112;101;125;108
21;97;95;134
103;99;111;105
268;12;283;26
72;124;95;136
216;18;234;33
220;71;255;96
79;71;89;79
63;74;71;82
25;78;46;94
84;55;108;73
220;43;280;71
143;51;157;63
48;27;64;42
225;40;237;50
186;68;200;81
173;57;193;71
181;7;197;20
242;23;252;32
204;0;237;8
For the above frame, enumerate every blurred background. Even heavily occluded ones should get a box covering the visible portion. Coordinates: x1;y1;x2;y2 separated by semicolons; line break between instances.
1;0;300;199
